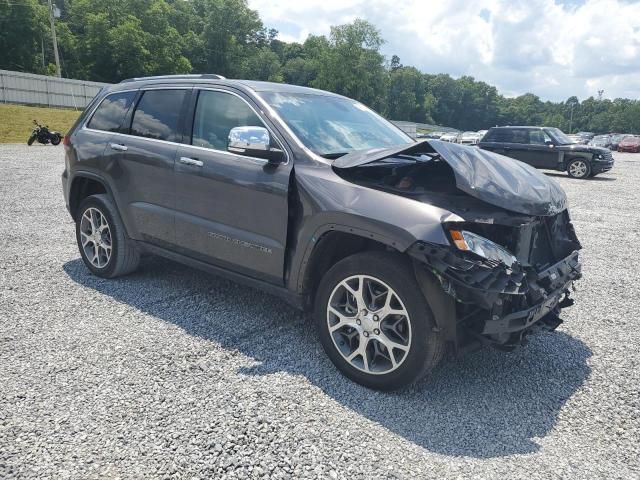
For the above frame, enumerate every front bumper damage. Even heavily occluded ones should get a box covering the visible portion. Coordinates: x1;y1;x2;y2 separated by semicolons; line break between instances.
408;240;581;350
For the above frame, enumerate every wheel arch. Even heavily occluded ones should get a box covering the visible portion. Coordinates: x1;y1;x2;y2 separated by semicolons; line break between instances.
296;227;403;309
296;225;459;345
68;173;112;221
564;152;591;166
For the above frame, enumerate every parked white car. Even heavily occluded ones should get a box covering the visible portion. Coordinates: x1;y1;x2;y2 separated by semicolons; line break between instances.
459;131;482;145
439;132;459;142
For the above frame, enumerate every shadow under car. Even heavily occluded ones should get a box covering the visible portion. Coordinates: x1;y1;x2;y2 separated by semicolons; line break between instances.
63;256;592;459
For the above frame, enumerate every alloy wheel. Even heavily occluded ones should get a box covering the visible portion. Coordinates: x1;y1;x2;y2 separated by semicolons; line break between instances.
79;207;112;268
569;160;588;178
327;275;412;375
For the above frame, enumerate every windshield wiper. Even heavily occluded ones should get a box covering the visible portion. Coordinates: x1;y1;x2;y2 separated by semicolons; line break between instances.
320;152;350;159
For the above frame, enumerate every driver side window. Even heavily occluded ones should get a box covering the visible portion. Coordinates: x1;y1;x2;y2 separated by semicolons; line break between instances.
529;130;547;145
529;130;553;145
192;90;265;151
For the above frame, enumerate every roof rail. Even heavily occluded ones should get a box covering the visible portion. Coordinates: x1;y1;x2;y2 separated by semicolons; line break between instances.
119;74;226;83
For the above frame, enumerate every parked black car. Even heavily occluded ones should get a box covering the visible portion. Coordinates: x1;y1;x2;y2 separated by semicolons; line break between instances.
576;132;595;141
588;135;612;149
479;126;614;178
609;134;626;150
62;75;582;390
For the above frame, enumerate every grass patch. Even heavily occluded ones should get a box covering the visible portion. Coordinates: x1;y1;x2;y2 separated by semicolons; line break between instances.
0;104;81;143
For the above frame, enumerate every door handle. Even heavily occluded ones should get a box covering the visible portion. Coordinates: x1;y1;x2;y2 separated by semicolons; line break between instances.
179;156;203;167
109;142;128;151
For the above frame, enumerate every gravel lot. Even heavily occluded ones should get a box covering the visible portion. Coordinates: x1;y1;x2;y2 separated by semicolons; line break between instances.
1;144;639;479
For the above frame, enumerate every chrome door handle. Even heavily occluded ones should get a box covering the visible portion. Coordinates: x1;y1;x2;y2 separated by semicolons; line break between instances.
109;143;128;151
179;156;203;167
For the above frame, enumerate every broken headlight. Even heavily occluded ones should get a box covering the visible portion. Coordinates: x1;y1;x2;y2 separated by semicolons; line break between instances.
449;230;516;267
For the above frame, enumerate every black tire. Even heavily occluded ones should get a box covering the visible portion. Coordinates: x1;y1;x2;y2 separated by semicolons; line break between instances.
314;251;445;391
567;158;591;179
27;134;36;146
50;134;61;146
75;194;140;278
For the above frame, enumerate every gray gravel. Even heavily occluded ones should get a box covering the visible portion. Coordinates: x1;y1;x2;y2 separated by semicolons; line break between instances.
1;143;639;479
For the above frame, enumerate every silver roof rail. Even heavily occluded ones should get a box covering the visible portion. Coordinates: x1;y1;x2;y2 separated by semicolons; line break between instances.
120;74;226;83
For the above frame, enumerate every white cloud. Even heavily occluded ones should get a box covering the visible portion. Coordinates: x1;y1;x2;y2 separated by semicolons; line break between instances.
249;0;640;101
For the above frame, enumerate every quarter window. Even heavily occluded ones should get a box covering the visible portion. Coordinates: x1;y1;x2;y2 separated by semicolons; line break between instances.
87;91;136;132
192;90;265;150
130;90;186;142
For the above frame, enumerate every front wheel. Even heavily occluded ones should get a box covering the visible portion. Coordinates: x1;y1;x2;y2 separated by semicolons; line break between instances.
314;251;444;391
567;158;591;179
27;134;36;146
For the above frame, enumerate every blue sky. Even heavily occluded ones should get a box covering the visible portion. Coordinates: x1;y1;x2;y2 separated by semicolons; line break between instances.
248;0;640;101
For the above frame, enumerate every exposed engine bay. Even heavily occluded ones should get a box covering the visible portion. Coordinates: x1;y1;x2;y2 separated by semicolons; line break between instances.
334;143;582;350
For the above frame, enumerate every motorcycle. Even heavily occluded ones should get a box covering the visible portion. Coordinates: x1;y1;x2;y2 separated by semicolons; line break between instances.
27;120;63;146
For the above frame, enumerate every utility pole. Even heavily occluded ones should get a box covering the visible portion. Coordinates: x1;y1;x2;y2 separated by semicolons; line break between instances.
47;0;61;77
568;100;577;133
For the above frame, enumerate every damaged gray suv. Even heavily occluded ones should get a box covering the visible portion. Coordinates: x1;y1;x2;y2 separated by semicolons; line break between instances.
62;75;582;390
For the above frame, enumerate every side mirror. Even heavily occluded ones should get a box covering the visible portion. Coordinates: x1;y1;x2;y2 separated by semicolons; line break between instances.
545;140;554;147
227;126;285;164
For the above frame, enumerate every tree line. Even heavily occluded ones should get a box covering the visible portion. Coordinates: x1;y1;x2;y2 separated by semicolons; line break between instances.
1;0;638;133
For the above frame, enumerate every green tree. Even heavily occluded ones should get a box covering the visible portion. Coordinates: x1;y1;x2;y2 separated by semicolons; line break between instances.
311;19;388;111
60;0;191;82
387;66;426;122
242;48;282;82
0;0;48;73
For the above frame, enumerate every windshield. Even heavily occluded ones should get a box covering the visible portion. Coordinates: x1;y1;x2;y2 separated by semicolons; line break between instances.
259;92;412;157
545;127;574;145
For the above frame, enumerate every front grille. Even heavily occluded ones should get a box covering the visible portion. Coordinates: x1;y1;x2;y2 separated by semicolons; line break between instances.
602;150;613;162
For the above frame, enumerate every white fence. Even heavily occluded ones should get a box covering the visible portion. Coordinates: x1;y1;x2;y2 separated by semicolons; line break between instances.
0;69;109;109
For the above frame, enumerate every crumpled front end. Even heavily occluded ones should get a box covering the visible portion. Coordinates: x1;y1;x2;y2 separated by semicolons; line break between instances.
332;139;582;350
408;209;582;349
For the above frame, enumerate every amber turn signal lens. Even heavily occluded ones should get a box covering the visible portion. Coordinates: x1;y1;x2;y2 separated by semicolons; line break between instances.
449;229;469;250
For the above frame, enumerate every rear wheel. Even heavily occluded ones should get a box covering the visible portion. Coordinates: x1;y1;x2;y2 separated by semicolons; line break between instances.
76;194;140;278
51;134;61;146
314;251;444;390
567;158;591;179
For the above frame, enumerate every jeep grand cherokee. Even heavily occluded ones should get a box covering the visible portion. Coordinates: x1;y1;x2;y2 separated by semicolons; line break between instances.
62;75;582;390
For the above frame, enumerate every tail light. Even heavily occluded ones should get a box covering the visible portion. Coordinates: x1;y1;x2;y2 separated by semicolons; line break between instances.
63;134;71;146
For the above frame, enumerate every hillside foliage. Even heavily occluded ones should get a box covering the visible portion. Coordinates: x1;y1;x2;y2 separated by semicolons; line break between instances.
1;0;638;133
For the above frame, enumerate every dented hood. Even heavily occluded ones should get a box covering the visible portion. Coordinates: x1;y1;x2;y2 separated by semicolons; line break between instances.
333;139;568;216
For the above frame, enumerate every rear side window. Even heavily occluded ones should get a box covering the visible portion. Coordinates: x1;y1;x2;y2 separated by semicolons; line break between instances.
192;90;264;150
87;91;136;132
484;129;513;143
130;90;187;142
510;129;529;144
